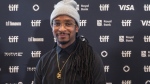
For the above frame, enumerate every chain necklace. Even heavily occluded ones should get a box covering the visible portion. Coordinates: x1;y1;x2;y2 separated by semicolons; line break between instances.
56;52;72;79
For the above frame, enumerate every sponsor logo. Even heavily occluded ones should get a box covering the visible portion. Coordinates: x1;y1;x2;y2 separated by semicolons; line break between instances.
6;21;21;26
141;51;150;57
27;67;36;71
5;82;23;84
122;80;132;84
119;5;134;11
28;37;44;42
77;4;89;11
141;20;150;26
33;4;40;11
145;80;150;84
4;52;23;56
123;65;130;72
119;36;134;42
101;51;108;57
97;20;112;26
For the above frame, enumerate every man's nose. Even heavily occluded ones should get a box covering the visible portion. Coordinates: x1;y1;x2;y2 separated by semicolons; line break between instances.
59;24;66;31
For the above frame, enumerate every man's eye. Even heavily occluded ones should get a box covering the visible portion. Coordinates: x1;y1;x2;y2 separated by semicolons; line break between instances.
65;23;72;26
55;23;60;26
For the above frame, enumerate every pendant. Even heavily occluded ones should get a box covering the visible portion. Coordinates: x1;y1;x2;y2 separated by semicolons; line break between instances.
57;71;61;79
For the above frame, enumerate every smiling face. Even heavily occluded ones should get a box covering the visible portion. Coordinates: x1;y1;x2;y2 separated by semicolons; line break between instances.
52;15;79;48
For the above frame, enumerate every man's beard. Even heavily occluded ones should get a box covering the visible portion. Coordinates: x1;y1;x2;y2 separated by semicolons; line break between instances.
56;32;70;45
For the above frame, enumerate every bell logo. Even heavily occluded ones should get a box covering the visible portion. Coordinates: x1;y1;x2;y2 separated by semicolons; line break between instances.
33;4;40;11
123;65;130;72
145;80;150;84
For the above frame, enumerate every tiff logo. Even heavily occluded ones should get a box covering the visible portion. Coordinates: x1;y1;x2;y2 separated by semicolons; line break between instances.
8;36;19;43
119;5;134;11
122;80;132;84
80;20;87;26
9;66;19;73
144;36;150;42
121;20;132;26
144;65;150;72
141;20;150;26
99;4;109;11
104;65;109;72
4;52;23;56
141;51;150;57
8;4;19;11
145;80;150;84
144;4;150;11
27;67;36;71
122;51;131;57
99;35;109;42
31;51;41;58
123;65;130;72
31;20;41;27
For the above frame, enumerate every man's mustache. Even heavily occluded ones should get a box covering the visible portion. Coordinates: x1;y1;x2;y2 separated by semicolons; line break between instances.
56;32;70;35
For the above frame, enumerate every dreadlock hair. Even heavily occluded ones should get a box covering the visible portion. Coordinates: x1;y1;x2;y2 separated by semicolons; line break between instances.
68;35;95;84
52;35;95;84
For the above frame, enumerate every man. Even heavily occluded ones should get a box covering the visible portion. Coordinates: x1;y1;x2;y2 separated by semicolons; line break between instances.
34;0;106;84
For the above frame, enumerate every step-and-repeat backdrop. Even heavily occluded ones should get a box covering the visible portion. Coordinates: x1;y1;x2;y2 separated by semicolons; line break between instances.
0;0;150;84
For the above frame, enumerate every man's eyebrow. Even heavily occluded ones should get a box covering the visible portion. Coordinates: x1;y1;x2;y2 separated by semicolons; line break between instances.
53;19;74;22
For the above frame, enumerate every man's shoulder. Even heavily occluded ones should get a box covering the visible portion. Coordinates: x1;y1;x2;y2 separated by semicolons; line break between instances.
39;48;56;61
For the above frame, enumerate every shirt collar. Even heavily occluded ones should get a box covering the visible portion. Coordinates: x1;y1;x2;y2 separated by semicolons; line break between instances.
56;40;77;55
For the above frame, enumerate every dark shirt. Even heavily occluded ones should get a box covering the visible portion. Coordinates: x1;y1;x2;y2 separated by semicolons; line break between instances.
34;41;106;84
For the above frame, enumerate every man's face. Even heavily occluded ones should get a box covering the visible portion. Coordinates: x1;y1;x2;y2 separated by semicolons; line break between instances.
52;15;79;45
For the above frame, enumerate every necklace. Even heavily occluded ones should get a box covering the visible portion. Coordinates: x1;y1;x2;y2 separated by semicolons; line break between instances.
56;52;72;79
